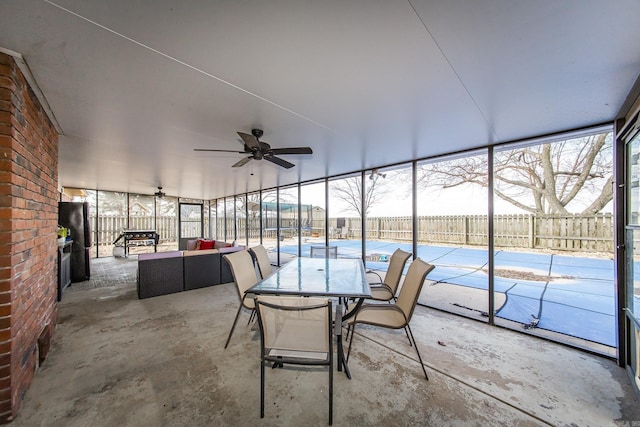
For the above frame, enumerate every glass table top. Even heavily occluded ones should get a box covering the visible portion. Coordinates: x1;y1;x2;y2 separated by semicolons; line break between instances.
247;257;371;298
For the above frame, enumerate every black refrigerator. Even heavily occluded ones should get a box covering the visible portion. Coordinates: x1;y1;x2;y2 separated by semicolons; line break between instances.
58;202;91;282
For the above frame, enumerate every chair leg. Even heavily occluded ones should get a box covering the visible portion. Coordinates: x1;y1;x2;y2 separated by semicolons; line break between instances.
247;308;256;325
346;323;356;362
329;357;333;425
404;326;412;346
406;324;429;381
224;305;243;349
260;360;265;419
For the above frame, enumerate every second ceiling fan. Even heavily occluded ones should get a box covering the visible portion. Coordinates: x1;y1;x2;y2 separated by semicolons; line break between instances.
194;129;312;169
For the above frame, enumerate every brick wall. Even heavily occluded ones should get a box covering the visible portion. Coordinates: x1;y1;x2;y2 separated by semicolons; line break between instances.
0;52;59;422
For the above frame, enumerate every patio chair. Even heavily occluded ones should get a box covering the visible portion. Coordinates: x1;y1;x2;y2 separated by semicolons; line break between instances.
310;245;338;259
223;250;259;349
367;248;412;302
339;227;348;239
249;245;273;279
347;258;435;380
254;295;334;425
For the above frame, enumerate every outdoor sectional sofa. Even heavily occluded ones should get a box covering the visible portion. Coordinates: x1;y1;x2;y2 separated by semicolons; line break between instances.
137;240;245;299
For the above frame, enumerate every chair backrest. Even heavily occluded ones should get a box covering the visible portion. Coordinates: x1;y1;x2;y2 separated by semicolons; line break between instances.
223;250;259;309
383;248;412;293
255;296;332;356
310;245;338;259
395;258;435;324
249;245;272;279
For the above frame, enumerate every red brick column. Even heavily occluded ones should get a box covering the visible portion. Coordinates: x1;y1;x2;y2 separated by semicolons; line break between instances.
0;52;59;422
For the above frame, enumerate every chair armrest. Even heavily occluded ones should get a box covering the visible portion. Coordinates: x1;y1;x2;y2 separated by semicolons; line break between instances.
368;282;394;294
366;270;383;282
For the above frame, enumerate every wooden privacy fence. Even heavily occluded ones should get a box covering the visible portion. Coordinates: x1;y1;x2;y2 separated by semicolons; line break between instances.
93;213;614;253
370;213;614;252
92;215;177;245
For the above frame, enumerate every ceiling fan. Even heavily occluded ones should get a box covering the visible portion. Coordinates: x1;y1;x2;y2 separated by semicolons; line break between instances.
154;186;165;198
194;129;313;169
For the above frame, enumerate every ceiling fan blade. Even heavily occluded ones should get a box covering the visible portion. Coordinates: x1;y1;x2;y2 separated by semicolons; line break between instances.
265;155;295;169
237;132;261;150
269;147;313;155
232;157;252;168
194;148;245;153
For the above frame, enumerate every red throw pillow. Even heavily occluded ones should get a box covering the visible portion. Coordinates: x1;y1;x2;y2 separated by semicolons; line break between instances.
199;239;215;250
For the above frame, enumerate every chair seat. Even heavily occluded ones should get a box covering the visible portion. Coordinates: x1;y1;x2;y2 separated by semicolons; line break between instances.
348;305;407;329
369;286;394;301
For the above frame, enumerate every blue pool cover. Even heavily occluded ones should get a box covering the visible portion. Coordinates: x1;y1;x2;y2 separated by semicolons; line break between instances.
279;240;617;347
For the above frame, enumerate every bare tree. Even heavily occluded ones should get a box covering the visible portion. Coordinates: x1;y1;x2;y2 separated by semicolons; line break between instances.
329;173;391;217
418;132;612;215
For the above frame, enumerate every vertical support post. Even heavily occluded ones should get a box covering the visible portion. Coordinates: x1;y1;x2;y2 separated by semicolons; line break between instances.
259;190;263;246
276;188;281;266
325;179;330;247
488;147;495;325
298;184;302;258
233;195;237;242
95;190;100;258
412;162;418;260
615;117;628;367
361;170;366;263
245;193;249;247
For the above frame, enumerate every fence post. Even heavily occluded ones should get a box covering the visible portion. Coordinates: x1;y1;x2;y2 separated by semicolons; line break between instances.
463;216;468;245
528;214;534;248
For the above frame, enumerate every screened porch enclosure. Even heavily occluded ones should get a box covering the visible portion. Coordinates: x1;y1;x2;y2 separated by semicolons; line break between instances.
63;126;619;357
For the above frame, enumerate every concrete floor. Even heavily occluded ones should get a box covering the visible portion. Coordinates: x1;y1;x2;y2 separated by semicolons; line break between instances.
11;256;640;426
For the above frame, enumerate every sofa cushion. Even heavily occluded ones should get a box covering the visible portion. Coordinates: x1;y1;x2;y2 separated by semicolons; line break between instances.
183;248;219;256
219;246;244;254
138;250;183;261
214;240;229;249
186;239;199;251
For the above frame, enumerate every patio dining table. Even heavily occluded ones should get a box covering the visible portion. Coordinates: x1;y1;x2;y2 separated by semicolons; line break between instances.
247;257;371;379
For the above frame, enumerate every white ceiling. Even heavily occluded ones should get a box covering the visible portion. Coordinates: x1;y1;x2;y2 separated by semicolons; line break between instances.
1;0;639;200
